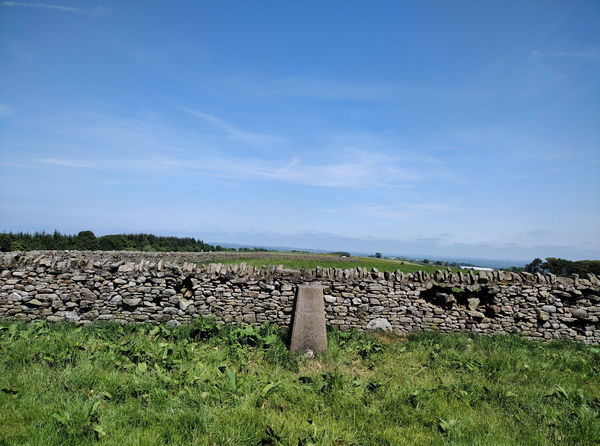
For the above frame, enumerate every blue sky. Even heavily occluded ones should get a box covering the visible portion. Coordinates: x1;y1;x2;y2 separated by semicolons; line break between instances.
1;0;599;261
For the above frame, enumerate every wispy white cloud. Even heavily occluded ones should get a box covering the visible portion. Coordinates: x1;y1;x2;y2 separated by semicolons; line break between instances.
1;1;109;16
2;1;80;12
179;107;283;147
76;114;196;153
151;145;429;189
31;150;426;189
531;47;600;61
35;158;94;168
240;152;422;188
0;104;14;117
23;111;458;189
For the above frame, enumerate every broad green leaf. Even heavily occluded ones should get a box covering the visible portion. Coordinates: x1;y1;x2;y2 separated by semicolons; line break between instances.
93;424;107;437
438;418;457;433
261;382;279;397
91;400;101;414
52;412;70;425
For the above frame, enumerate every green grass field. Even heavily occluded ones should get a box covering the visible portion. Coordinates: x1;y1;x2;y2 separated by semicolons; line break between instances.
214;256;459;274
1;320;598;445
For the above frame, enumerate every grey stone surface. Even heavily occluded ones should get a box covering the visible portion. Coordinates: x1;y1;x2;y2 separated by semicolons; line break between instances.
467;298;480;311
290;284;328;355
571;309;588;320
366;317;392;332
538;310;550;321
64;311;81;322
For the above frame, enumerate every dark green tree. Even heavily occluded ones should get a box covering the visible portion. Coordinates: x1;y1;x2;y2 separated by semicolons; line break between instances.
525;258;544;273
0;233;10;252
542;257;572;276
75;231;99;250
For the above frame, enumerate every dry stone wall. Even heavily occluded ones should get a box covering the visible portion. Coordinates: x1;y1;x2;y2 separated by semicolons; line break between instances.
1;251;599;344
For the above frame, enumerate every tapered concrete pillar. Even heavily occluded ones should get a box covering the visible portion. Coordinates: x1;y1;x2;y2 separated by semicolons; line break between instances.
290;283;327;356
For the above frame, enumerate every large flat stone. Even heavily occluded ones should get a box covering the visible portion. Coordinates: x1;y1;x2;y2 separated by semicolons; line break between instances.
366;317;392;332
290;283;327;356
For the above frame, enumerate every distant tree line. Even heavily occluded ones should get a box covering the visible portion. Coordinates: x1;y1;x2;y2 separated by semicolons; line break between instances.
524;257;600;276
0;231;235;252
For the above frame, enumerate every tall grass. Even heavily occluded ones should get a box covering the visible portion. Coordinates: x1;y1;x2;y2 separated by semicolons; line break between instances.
0;320;598;445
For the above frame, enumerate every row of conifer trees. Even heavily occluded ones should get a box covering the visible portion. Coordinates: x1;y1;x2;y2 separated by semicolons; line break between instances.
0;230;229;252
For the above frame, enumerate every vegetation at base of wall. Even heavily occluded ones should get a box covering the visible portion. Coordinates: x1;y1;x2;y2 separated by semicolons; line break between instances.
217;256;461;274
524;257;600;276
1;321;598;446
0;231;226;252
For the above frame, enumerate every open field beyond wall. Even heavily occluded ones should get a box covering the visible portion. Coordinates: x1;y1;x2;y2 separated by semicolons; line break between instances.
0;250;460;274
0;321;599;446
214;256;459;274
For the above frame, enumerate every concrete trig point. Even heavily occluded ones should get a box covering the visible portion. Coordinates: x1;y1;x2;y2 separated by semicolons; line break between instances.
290;282;328;357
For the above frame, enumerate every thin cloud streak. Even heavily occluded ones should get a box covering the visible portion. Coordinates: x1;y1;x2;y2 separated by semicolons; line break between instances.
31;149;427;189
0;104;14;117
20;110;460;189
531;47;600;61
35;158;94;168
151;148;428;188
2;1;81;13
179;107;282;146
244;154;423;188
1;1;108;16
